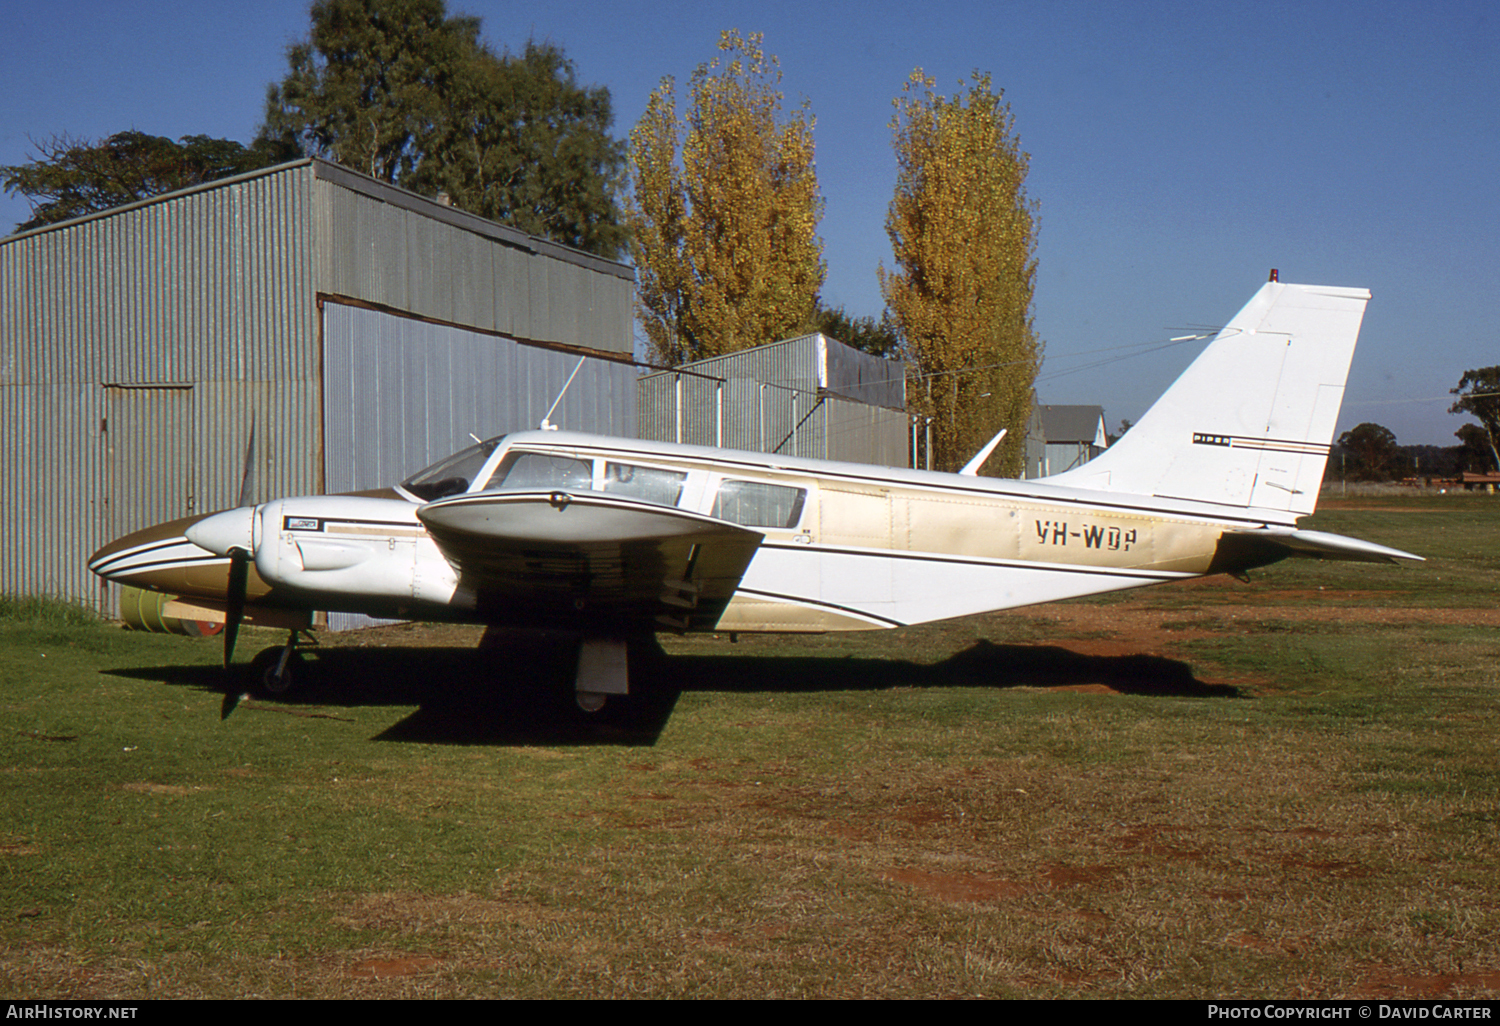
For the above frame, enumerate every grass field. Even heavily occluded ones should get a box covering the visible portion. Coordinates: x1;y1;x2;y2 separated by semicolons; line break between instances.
3;492;1499;998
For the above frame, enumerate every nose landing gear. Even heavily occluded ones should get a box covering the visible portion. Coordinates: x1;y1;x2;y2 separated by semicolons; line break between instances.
248;629;316;698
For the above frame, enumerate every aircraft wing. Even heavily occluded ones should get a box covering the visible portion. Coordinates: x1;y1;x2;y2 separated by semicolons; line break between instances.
1222;527;1423;564
415;490;765;631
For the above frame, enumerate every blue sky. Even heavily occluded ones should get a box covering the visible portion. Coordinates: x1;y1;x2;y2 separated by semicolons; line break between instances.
4;0;1495;446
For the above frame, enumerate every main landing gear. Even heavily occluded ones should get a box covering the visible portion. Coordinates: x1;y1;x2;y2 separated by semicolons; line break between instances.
572;634;670;719
574;636;629;713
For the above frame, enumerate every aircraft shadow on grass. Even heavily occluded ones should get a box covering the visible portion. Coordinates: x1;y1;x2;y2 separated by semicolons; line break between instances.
104;633;1236;747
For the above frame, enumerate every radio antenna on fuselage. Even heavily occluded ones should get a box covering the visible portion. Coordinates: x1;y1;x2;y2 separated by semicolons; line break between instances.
540;358;587;431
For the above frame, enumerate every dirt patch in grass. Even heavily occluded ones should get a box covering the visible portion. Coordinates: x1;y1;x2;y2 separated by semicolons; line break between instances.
1027;599;1500;639
1354;969;1500;999
882;867;1030;902
345;953;449;979
881;862;1118;904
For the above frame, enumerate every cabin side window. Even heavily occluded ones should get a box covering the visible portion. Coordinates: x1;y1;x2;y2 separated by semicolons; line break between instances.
711;479;806;529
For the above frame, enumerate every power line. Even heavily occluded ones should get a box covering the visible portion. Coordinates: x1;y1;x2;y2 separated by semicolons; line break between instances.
1346;390;1500;406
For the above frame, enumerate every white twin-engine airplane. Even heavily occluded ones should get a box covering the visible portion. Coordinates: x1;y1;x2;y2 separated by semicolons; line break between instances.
89;278;1420;710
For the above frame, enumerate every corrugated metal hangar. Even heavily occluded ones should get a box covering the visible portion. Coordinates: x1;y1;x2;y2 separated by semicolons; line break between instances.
638;334;909;468
0;158;636;615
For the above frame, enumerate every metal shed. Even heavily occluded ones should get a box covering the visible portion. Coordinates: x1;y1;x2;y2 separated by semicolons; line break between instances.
1029;404;1109;477
0;158;636;615
638;333;909;467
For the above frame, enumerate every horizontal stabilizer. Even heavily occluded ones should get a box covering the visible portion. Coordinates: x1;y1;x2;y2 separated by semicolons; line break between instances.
1223;527;1423;564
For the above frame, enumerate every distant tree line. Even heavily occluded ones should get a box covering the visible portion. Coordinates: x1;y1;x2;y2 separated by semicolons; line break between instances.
1335;368;1500;481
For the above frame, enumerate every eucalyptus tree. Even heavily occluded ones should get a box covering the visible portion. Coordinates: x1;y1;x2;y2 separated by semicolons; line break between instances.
1450;366;1500;471
261;0;626;257
1;132;290;233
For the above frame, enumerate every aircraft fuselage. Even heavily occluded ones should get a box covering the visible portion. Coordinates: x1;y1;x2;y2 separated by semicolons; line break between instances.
89;430;1284;635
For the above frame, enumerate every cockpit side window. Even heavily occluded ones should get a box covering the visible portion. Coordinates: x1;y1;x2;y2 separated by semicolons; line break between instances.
601;463;687;507
711;479;806;529
401;437;503;501
482;451;593;491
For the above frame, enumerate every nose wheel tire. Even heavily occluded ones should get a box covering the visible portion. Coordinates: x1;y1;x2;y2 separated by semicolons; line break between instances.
248;647;307;698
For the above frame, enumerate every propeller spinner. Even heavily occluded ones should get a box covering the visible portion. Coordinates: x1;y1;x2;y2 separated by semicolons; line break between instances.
191;420;259;668
185;506;259;667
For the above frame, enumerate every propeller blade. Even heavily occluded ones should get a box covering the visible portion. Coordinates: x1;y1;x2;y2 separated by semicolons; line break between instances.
223;548;249;668
235;419;257;510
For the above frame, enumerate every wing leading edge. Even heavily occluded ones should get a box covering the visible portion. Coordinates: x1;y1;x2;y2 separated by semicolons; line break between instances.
416;490;765;631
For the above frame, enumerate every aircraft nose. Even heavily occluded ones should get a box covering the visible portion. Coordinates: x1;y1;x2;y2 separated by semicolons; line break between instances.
185;507;257;557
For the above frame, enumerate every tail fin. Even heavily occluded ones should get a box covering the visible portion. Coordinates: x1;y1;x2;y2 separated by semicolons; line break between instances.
1045;280;1371;517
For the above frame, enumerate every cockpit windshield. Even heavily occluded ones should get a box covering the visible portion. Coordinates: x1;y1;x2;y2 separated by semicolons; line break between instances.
400;436;505;501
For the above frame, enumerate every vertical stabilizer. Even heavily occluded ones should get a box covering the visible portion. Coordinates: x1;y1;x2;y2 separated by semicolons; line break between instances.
1044;281;1370;516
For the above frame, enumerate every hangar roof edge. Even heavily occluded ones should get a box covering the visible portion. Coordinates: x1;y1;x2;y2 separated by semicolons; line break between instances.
0;157;632;282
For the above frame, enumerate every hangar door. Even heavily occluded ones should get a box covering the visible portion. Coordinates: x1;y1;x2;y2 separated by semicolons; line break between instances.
321;303;638;494
320;303;639;630
103;384;195;539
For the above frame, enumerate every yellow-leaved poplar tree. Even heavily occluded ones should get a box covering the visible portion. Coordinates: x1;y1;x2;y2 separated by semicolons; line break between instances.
628;85;691;361
628;31;824;365
880;71;1040;476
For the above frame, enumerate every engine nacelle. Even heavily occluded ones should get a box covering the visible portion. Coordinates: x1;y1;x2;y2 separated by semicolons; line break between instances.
251;496;464;608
